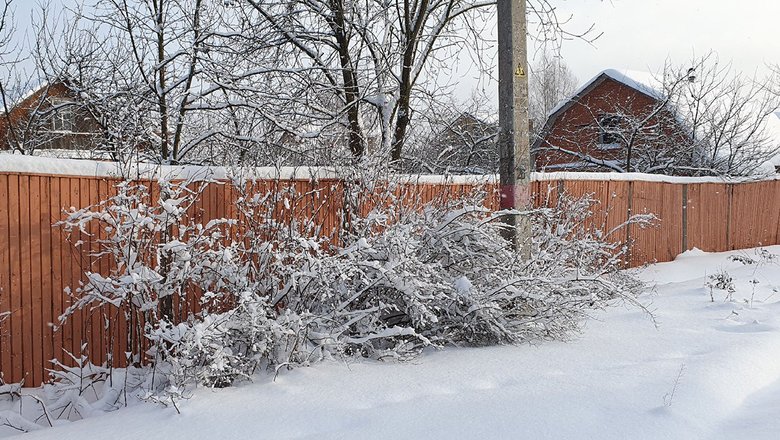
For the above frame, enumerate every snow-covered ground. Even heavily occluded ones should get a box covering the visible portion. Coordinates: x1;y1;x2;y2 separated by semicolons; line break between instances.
4;246;780;439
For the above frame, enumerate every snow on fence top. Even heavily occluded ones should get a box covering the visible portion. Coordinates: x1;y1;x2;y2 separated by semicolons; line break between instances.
0;153;340;181
1;153;778;184
532;171;780;184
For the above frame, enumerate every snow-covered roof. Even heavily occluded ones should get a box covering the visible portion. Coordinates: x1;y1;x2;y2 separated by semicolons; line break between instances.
2;81;51;113
602;69;664;100
546;69;664;118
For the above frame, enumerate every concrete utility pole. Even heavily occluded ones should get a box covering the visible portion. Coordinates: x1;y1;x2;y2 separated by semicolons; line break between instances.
497;0;531;254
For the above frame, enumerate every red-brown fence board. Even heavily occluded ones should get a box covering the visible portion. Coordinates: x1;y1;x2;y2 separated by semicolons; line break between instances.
630;182;684;266
0;175;9;379
50;177;63;375
1;170;779;384
731;181;780;250
8;174;22;381
19;175;34;385
686;183;729;252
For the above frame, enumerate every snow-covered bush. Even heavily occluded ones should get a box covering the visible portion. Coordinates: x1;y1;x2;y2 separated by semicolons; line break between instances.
55;177;650;394
277;191;651;359
151;300;309;388
44;345;155;419
0;346;158;433
56;177;329;389
57;179;236;364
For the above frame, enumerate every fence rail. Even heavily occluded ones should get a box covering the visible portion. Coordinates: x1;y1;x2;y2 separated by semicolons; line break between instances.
1;169;778;385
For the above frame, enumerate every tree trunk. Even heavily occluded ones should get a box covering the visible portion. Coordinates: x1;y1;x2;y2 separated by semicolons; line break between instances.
328;0;365;160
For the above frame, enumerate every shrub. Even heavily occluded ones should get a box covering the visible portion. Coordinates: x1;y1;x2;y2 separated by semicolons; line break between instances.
57;178;650;392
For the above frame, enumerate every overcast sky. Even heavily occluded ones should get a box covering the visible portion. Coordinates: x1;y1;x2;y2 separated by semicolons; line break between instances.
551;0;780;82
7;0;779;101
452;0;780;104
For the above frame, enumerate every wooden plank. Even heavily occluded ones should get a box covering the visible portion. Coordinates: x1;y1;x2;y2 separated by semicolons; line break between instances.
98;178;117;369
19;175;34;383
87;177;102;366
0;174;10;380
776;182;780;245
730;182;765;250
71;178;84;363
757;181;780;246
49;177;64;375
60;177;75;369
686;183;728;252
605;181;630;265
727;184;735;250
209;181;218;224
39;176;53;384
769;181;780;246
218;182;227;221
7;174;22;383
29;176;44;385
105;181;125;369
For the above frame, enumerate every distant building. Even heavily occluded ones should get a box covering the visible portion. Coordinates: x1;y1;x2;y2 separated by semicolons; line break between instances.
0;81;103;154
410;112;498;174
532;70;690;173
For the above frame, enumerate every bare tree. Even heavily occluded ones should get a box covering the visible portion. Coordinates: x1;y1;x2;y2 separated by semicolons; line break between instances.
236;0;599;165
403;92;498;174
528;51;577;140
10;0;599;166
32;0;268;164
676;57;780;175
0;0;19;150
239;0;497;165
0;0;55;155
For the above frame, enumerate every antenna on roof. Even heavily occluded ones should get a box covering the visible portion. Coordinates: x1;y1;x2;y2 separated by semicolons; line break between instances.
687;68;696;83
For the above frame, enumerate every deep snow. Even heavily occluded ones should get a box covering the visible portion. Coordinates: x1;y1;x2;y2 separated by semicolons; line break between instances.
3;246;780;439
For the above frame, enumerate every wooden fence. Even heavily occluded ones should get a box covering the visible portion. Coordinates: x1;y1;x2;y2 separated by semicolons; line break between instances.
1;169;779;385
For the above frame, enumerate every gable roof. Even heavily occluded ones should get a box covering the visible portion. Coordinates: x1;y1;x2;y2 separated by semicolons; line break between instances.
1;79;82;117
2;82;50;114
546;69;663;119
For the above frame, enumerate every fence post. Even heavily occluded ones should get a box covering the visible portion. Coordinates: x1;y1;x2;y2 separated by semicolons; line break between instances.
625;180;634;267
726;184;734;250
681;184;688;252
556;179;564;203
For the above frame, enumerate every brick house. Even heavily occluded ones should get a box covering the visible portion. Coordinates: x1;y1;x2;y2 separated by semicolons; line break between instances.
0;81;103;153
532;69;691;173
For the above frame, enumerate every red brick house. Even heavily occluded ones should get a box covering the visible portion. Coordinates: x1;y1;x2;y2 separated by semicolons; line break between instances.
0;81;102;154
533;69;691;173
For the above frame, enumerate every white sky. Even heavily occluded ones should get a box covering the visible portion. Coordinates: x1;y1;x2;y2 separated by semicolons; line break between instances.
451;0;780;104
551;0;780;82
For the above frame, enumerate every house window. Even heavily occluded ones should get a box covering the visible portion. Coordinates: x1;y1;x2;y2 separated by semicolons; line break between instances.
50;99;75;132
597;114;622;149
